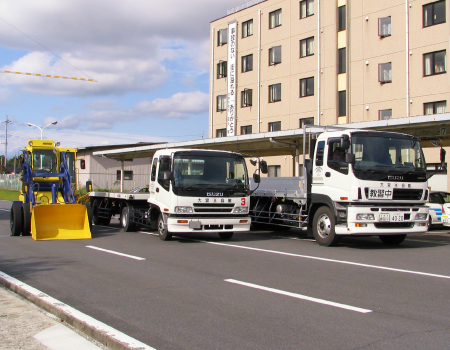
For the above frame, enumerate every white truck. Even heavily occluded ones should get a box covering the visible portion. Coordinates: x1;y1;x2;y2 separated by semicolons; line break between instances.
250;126;445;246
89;148;254;240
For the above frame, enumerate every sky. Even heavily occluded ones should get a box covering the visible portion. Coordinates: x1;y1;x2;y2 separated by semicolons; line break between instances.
0;0;240;159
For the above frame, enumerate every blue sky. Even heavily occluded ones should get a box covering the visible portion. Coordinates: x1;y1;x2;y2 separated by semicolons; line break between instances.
0;0;239;159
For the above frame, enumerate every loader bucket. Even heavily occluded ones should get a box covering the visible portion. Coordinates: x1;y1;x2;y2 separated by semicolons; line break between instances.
31;204;91;240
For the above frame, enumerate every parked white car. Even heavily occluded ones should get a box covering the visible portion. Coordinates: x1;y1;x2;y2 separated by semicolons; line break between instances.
441;203;450;227
426;191;450;229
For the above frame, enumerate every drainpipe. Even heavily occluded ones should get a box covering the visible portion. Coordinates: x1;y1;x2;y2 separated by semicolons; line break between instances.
317;0;321;125
210;27;215;138
258;9;262;133
406;1;411;121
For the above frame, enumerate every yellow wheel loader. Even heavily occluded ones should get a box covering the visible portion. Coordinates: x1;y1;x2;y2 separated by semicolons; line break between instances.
10;140;91;240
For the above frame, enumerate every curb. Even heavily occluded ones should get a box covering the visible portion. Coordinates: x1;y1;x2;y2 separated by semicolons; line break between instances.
0;271;154;350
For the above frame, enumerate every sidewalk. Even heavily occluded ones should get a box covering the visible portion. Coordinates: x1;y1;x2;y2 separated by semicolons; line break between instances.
0;286;104;350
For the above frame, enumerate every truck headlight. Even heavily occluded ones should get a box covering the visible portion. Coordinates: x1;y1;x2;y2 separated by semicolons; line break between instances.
175;206;193;213
415;213;427;220
356;213;375;220
233;206;248;213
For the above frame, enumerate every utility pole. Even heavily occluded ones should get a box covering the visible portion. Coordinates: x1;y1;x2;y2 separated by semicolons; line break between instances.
5;115;11;165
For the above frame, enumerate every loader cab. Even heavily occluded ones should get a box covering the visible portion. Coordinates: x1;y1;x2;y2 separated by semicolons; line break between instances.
59;148;77;188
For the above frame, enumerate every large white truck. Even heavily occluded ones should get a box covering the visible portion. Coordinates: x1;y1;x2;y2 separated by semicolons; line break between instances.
250;126;445;246
89;148;254;240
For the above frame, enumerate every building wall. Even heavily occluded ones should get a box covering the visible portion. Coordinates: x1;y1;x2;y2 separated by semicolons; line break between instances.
210;0;450;181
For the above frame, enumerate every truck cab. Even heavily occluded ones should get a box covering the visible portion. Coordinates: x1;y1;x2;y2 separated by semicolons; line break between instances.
308;130;430;245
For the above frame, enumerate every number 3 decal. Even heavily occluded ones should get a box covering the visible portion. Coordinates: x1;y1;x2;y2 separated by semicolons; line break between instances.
241;198;246;206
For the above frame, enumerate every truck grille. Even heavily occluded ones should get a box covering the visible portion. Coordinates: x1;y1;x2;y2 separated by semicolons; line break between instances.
364;188;423;200
193;203;234;213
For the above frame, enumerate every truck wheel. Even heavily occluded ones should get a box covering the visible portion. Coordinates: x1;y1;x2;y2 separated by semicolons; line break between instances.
121;205;136;232
10;203;23;236
22;203;31;236
92;199;102;225
379;234;406;245
427;216;432;231
219;232;234;239
312;206;340;246
158;214;172;241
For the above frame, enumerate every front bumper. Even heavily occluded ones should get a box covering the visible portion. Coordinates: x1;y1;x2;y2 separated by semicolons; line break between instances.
167;216;251;233
335;206;428;235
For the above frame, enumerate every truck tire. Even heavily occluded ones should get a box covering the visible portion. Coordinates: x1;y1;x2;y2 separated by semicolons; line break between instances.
92;199;111;226
219;232;234;239
22;203;31;236
121;205;136;232
312;206;340;246
92;199;102;225
158;214;172;241
10;203;23;236
379;234;406;245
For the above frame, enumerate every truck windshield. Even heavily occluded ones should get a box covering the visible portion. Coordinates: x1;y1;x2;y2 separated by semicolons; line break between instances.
173;154;249;189
352;134;426;177
33;149;57;173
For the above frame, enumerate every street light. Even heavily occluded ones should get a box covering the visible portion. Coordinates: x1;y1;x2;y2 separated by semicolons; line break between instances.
27;121;57;140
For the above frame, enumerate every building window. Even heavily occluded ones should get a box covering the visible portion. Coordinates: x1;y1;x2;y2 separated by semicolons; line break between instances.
241;125;252;135
424;50;446;76
117;170;133;181
242;19;253;37
218;28;228;46
338;6;346;31
269;46;282;65
300;37;314;57
423;0;446;27
300;117;314;128
379;109;392;120
241;89;253;107
269;121;281;132
217;61;227;79
242;54;253;72
269;84;281;102
424;101;447;114
338;48;346;74
269;9;282;29
300;77;314;97
379;17;391;37
300;0;314;19
217;95;227;112
216;128;227;137
338;91;346;117
268;165;281;177
378;62;392;83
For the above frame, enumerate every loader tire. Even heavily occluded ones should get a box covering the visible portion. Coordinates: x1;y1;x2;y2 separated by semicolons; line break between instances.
158;214;172;241
121;205;136;232
22;203;31;236
10;203;23;237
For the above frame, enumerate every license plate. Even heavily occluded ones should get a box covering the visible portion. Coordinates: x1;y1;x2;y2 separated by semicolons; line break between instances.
368;188;393;199
442;217;449;224
379;213;404;222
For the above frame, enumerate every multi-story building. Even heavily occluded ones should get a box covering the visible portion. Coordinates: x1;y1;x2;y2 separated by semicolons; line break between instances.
210;0;449;184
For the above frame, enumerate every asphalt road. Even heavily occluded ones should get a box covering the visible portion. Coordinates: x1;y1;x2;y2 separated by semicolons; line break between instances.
1;199;450;350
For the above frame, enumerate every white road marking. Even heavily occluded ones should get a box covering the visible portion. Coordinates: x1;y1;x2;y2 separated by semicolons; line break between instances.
86;246;145;261
225;279;372;313
0;271;155;350
0;208;10;211
204;241;450;280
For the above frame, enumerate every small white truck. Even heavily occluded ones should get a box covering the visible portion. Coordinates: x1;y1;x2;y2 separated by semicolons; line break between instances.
89;148;254;240
250;126;445;246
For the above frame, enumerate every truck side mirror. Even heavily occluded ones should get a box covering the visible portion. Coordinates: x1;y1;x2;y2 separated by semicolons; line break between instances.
80;159;86;170
340;134;350;150
309;139;317;159
260;160;268;174
86;180;92;192
345;153;355;164
159;156;171;171
253;173;261;183
441;148;446;163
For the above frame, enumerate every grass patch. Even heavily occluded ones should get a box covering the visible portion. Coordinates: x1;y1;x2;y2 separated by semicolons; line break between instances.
0;189;19;201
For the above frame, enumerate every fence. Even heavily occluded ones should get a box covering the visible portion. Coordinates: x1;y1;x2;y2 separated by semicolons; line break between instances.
227;0;266;15
0;174;21;191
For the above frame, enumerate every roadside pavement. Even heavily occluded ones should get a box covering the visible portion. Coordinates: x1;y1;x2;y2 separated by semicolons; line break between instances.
0;285;105;350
